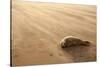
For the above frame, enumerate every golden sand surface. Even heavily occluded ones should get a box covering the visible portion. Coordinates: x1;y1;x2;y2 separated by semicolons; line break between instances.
12;0;96;66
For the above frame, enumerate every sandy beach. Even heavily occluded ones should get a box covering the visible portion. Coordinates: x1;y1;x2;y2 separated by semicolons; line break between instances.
12;0;96;66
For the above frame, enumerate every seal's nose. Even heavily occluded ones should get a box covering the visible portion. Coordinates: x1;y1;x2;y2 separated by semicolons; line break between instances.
61;45;65;48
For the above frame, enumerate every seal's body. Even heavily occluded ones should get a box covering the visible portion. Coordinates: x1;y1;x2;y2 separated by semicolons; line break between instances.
60;36;90;48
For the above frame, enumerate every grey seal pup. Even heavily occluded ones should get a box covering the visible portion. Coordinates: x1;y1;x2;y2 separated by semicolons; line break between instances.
60;36;90;48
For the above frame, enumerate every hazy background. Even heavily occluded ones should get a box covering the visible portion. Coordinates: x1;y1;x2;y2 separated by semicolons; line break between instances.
23;0;97;5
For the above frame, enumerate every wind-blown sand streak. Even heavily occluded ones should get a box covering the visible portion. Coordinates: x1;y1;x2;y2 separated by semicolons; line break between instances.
12;0;96;66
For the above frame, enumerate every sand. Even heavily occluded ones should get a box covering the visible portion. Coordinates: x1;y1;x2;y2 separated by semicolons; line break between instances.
12;0;96;66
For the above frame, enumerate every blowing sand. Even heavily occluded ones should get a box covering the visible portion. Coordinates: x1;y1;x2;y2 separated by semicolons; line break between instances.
12;0;96;66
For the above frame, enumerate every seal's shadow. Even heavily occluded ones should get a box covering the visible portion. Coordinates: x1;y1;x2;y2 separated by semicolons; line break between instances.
63;45;96;62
